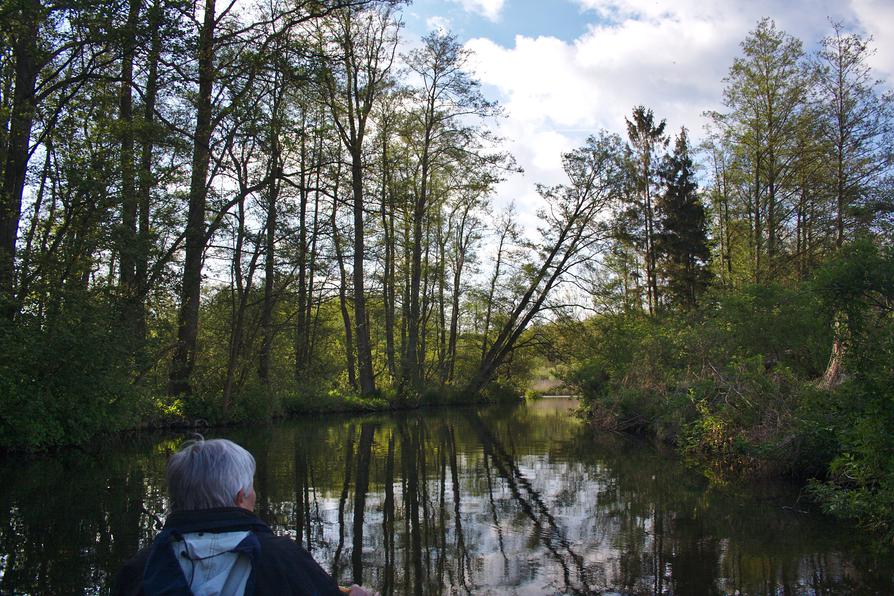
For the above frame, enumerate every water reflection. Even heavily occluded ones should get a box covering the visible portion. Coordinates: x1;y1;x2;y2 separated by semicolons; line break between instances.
0;399;891;594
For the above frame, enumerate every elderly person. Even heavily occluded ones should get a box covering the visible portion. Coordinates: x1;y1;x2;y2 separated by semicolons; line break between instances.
113;438;375;596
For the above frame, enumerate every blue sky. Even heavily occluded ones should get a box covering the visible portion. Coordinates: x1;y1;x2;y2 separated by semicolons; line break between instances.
395;0;894;233
404;0;592;46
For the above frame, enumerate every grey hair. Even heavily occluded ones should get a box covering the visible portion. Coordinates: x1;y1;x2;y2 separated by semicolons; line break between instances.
166;437;256;511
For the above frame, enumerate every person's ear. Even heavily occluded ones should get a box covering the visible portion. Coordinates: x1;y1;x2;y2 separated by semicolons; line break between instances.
235;488;246;507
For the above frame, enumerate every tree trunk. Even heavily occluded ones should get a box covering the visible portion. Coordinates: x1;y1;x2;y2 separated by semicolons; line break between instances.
333;184;357;390
134;0;162;343
305;137;322;364
258;106;280;386
118;0;143;350
381;131;396;380
222;197;261;412
405;184;425;388
752;150;762;284
295;112;310;379
418;215;432;382
436;218;448;384
404;109;435;388
446;209;472;384
820;315;846;389
644;166;658;315
168;0;216;396
118;0;140;296
0;3;40;319
481;223;507;363
467;206;587;395
351;148;375;395
16;145;51;304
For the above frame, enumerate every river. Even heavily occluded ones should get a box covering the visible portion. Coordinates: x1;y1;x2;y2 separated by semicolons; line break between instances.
0;398;890;594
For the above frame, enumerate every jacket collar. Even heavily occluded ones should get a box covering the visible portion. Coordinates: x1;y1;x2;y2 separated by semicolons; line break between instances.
162;507;272;535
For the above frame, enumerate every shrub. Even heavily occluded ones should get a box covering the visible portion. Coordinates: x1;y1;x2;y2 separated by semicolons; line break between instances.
0;294;140;450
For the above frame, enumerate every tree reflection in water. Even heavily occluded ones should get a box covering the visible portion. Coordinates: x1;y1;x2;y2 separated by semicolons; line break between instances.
0;400;891;594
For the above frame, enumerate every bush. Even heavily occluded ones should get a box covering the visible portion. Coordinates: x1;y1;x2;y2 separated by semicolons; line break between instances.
568;279;839;482
0;294;141;450
806;240;894;539
569;240;894;539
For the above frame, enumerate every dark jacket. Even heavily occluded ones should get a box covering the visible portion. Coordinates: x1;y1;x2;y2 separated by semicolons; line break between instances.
112;507;342;596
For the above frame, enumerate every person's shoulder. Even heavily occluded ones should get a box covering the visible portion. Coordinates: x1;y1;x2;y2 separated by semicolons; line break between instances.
254;533;342;596
257;531;305;555
257;533;324;569
110;547;150;596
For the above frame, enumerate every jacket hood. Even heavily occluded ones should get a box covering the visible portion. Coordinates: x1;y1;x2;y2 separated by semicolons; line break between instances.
143;508;268;596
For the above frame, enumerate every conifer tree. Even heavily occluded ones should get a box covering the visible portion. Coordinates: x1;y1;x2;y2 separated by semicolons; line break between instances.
657;128;710;308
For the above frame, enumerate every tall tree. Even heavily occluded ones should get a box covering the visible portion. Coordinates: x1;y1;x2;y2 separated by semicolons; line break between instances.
133;0;165;343
401;29;500;389
113;0;150;354
167;0;218;396
720;18;811;281
657;127;710;308
813;23;893;388
815;22;894;248
320;5;399;395
625;105;667;314
374;91;401;382
701;132;735;285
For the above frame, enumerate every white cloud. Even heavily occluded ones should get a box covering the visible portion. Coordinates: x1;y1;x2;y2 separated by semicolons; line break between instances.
850;0;894;81
425;15;452;33
450;0;505;22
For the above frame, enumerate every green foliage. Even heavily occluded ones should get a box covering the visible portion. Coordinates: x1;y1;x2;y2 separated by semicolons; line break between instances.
0;293;140;450
806;240;894;540
569;240;894;539
657;127;710;308
477;380;523;404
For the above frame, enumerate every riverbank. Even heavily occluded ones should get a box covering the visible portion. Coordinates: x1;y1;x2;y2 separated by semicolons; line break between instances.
0;375;524;453
565;242;894;543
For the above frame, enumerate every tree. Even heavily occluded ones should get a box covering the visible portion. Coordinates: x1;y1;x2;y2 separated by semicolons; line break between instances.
0;1;117;319
657;127;710;308
167;0;219;397
719;18;811;282
814;22;894;248
466;132;623;394
319;4;399;396
624;106;667;314
701;132;735;285
475;203;518;365
116;0;141;323
400;30;501;389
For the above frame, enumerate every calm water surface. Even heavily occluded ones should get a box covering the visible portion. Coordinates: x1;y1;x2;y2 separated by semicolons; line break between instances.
0;399;891;594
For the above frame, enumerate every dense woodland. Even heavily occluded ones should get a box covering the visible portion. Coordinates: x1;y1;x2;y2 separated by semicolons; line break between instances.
0;2;892;537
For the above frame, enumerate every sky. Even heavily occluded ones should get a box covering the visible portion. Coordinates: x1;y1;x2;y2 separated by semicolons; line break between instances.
399;0;894;234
